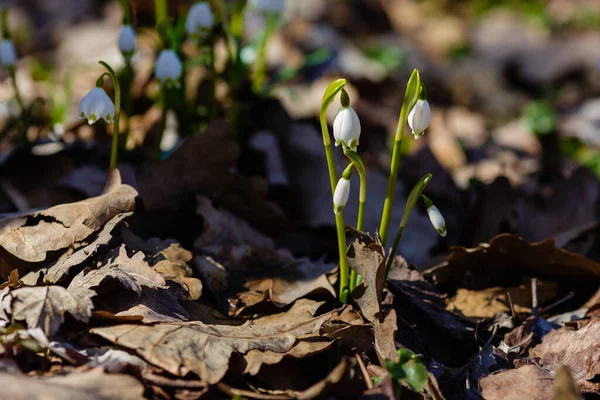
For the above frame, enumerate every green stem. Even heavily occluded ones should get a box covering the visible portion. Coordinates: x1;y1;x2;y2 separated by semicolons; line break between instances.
154;0;167;26
117;0;131;24
155;86;167;160
209;36;217;120
383;225;404;284
9;67;24;112
379;70;420;246
99;61;121;171
252;13;278;94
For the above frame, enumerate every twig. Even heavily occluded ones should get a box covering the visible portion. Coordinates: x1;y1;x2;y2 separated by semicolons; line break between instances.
355;353;373;389
143;372;207;389
508;332;534;352
506;292;517;321
531;278;538;312
540;292;575;315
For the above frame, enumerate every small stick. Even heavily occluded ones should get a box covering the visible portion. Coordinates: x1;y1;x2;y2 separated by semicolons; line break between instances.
355;353;373;389
540;292;574;315
506;292;517;321
531;278;538;312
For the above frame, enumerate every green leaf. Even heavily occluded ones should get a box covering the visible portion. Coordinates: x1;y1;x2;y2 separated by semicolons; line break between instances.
400;174;432;228
523;101;557;136
402;69;421;120
320;79;346;118
343;147;366;176
402;359;428;393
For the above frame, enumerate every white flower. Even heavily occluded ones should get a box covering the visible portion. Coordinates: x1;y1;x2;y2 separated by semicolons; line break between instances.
249;0;285;13
408;99;431;139
185;2;214;36
0;39;16;67
333;106;361;150
427;205;447;237
333;177;350;215
118;25;136;60
155;50;183;88
79;87;115;125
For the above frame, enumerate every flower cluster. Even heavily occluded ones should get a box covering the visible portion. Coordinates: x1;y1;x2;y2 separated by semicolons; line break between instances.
79;87;115;125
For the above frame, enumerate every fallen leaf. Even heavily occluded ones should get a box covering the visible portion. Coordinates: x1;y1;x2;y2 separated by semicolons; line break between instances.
347;228;385;323
10;285;95;337
480;364;554;400
553;366;583;400
0;269;20;290
84;347;150;374
91;310;336;384
0;367;144;400
0;169;136;265
374;308;399;365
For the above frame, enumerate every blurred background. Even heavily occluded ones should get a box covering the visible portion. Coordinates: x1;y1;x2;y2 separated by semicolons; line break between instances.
1;0;600;267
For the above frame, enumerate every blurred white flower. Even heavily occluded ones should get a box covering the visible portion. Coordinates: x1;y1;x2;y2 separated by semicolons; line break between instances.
333;177;350;215
118;25;136;61
0;39;16;67
333;106;361;150
427;205;447;237
249;0;285;13
185;2;214;36
79;87;115;125
408;99;431;139
155;50;183;88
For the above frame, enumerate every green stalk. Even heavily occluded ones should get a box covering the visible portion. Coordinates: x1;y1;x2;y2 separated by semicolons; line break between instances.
320;79;350;303
209;35;217;120
155;85;167;160
8;67;24;112
154;0;168;26
252;13;278;94
382;174;431;288
379;70;420;245
99;61;121;170
344;147;366;289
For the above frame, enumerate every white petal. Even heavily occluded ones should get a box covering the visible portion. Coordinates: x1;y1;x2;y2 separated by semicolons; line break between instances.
0;40;17;66
155;50;183;83
186;2;214;35
333;107;361;149
333;177;350;214
427;205;447;237
249;0;285;13
408;99;431;138
118;25;136;54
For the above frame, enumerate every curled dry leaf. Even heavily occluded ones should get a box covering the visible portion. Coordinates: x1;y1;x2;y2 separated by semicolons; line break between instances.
0;169;136;266
480;364;554;400
346;227;386;323
91;309;336;384
0;367;144;400
10;285;95;337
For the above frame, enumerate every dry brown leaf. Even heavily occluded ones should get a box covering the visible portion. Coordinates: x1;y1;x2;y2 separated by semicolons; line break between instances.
0;269;20;290
553;366;583;400
0;169;136;265
91;309;336;384
10;285;95;337
529;319;600;382
0;367;144;400
347;228;385;323
373;308;398;365
480;364;554;400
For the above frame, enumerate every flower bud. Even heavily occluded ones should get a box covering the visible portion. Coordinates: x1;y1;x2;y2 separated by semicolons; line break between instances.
333;106;361;150
155;50;183;88
79;87;115;125
248;0;285;13
333;177;350;215
408;99;431;139
118;25;136;61
0;39;16;67
427;205;447;237
185;2;214;37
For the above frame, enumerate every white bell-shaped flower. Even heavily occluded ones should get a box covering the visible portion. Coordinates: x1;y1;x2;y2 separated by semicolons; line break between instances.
79;87;115;125
248;0;285;13
0;39;16;67
118;25;136;61
333;106;361;150
186;2;214;36
427;205;447;237
333;177;350;215
155;50;183;88
408;99;431;139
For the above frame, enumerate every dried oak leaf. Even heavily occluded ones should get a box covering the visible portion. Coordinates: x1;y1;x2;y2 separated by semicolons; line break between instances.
10;285;95;337
480;364;554;400
0;367;144;400
91;310;336;384
347;227;385;323
425;233;600;302
0;169;136;265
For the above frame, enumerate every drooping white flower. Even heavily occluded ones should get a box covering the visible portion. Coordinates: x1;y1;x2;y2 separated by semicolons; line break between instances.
118;25;136;61
155;50;183;88
408;99;431;139
248;0;285;13
0;39;16;67
185;2;214;36
333;177;350;215
333;106;361;150
427;205;447;237
79;87;115;125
